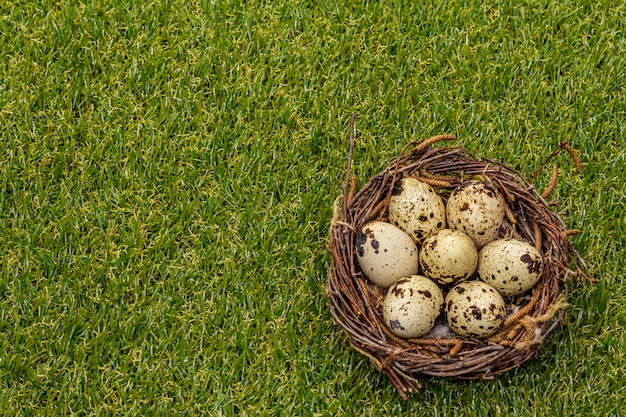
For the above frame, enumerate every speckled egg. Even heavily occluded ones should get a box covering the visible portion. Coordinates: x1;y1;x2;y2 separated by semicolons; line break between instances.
355;221;419;288
446;180;505;248
419;229;478;286
388;177;446;245
445;280;506;339
477;238;544;296
382;275;445;338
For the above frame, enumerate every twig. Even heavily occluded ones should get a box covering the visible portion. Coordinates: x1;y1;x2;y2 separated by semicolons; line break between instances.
560;142;583;172
413;134;456;154
342;113;357;220
541;163;559;199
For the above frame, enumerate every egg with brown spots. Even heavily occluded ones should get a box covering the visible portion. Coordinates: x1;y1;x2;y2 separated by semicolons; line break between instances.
446;180;505;248
388;177;446;245
445;280;506;339
355;221;419;288
477;238;544;296
382;275;444;338
419;229;478;286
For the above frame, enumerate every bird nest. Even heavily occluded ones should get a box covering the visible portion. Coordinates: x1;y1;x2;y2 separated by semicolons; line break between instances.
327;117;591;398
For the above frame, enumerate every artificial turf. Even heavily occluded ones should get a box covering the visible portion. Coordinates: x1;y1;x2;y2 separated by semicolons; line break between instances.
0;0;624;415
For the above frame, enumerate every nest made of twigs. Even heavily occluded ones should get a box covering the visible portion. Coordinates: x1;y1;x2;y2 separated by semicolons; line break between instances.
327;122;591;398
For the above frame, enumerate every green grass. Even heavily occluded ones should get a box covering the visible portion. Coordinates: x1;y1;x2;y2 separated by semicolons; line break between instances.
1;0;624;415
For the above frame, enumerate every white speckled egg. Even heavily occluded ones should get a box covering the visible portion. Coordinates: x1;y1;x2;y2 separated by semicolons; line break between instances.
382;275;444;338
445;280;506;339
355;221;419;288
388;177;446;245
419;229;478;286
477;238;544;296
446;180;505;248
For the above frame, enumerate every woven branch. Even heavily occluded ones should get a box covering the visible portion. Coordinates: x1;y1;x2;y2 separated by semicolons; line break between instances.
327;137;591;398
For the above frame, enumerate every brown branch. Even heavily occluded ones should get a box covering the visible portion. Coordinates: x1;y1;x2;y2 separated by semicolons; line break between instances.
541;163;559;199
342;113;357;221
560;142;583;172
413;134;456;154
533;221;542;252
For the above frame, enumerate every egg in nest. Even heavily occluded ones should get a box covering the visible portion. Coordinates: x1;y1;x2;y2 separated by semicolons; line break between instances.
355;221;419;288
477;238;544;296
419;229;478;286
388;177;446;245
445;280;506;339
382;275;444;338
446;180;505;248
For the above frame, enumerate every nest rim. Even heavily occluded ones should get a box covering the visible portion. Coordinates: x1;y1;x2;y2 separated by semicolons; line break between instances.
327;136;587;398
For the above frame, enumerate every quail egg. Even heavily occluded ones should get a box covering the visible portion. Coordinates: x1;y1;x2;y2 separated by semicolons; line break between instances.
445;280;506;339
419;229;478;286
388;177;446;245
477;238;544;296
446;180;505;248
355;221;419;288
382;275;444;338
